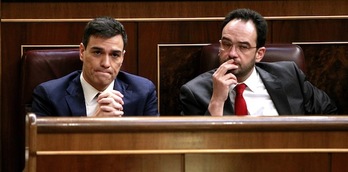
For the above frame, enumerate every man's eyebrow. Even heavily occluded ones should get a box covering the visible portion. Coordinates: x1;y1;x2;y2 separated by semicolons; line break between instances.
89;47;122;53
90;46;103;51
238;41;252;46
111;49;123;53
221;37;231;42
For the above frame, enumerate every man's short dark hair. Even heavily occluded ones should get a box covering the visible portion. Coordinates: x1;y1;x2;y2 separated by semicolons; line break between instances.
222;8;268;48
82;16;128;49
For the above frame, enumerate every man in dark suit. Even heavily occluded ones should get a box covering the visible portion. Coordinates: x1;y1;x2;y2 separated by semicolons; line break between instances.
180;9;337;116
32;17;158;117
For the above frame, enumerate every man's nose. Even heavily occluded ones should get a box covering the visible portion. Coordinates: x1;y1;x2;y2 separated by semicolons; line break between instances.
228;45;239;57
101;55;111;67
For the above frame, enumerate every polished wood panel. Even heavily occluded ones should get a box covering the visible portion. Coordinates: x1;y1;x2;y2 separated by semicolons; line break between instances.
27;115;348;172
138;21;222;83
158;44;208;115
185;153;329;172
332;153;348;172
36;155;183;172
2;1;348;19
271;19;348;42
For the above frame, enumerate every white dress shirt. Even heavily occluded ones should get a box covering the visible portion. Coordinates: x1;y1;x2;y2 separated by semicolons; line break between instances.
229;67;279;116
80;73;115;116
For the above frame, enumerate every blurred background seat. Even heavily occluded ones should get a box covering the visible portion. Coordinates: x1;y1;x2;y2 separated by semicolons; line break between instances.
21;48;82;113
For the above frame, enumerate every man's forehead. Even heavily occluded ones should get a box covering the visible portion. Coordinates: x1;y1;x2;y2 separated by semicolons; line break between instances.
87;35;124;51
222;19;257;43
223;19;255;33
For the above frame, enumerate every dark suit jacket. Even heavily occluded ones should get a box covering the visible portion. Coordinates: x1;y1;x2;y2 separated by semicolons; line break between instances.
32;71;159;116
180;61;337;115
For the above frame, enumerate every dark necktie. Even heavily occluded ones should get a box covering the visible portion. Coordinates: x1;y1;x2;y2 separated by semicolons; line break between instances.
235;83;248;116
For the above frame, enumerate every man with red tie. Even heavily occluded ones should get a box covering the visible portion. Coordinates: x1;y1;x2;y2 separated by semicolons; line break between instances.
180;8;337;116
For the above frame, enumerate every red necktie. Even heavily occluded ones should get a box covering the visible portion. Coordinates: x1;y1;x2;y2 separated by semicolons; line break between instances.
235;83;248;116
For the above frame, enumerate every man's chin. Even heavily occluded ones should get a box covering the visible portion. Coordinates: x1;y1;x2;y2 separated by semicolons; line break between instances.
94;80;113;89
94;74;114;82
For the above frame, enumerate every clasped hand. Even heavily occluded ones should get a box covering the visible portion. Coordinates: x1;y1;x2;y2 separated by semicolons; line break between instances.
93;90;124;117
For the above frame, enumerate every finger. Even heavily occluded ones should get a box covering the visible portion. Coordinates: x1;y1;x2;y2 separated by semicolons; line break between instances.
215;61;238;76
213;70;237;84
107;91;124;105
221;72;238;83
99;106;124;116
98;91;124;105
98;97;123;110
109;90;124;98
92;105;123;117
99;90;124;98
95;111;123;117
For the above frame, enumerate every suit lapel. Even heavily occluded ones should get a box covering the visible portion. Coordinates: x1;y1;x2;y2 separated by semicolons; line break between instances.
256;67;293;115
114;78;132;105
65;74;86;116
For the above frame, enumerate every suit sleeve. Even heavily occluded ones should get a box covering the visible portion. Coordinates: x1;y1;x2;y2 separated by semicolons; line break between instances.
294;63;338;114
302;80;338;114
31;85;55;116
179;84;209;115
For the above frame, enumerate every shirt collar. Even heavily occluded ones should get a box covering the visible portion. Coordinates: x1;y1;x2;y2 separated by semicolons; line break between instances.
80;72;115;103
232;67;260;92
243;67;261;92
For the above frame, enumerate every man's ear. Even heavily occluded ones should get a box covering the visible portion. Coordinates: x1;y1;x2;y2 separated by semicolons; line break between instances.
255;47;266;62
79;43;85;61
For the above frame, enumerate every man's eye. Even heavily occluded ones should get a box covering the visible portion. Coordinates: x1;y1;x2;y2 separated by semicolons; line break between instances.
110;53;123;60
112;53;121;58
94;51;102;55
222;41;231;45
222;42;232;48
239;45;249;50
